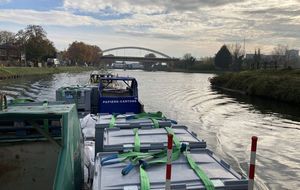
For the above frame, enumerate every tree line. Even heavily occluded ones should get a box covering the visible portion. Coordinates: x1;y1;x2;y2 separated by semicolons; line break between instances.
2;25;297;70
0;25;102;66
0;25;56;66
163;42;298;73
214;44;299;71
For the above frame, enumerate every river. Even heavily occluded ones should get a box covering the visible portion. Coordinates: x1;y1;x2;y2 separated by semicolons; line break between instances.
0;70;299;190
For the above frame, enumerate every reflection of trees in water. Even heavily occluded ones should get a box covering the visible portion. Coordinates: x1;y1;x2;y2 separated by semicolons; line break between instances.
211;86;300;122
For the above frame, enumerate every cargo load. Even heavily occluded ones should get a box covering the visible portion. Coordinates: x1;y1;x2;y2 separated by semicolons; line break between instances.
96;125;206;153
56;86;93;113
93;149;248;190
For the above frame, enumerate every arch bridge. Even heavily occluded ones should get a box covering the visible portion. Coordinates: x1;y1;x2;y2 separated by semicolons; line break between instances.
100;46;179;62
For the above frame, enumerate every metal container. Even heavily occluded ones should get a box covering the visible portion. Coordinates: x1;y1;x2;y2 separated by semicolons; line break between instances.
96;113;172;129
96;125;206;153
56;86;92;112
93;149;248;190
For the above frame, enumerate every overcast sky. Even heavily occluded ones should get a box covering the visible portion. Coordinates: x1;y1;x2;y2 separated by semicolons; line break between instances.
0;0;300;57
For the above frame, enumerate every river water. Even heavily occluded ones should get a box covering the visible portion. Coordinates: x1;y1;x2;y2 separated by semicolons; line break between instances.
0;70;299;190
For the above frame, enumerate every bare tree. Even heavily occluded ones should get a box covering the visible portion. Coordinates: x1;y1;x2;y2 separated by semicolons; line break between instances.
183;53;196;69
272;44;288;69
0;31;15;44
228;43;244;71
253;48;262;69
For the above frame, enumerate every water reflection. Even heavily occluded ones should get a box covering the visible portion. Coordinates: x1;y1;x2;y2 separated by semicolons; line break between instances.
212;86;300;122
0;70;299;190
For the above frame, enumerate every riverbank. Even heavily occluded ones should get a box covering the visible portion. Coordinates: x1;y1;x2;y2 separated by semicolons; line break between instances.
210;69;300;104
0;67;96;80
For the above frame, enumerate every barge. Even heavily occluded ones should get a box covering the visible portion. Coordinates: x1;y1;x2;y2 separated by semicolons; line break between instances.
0;74;253;190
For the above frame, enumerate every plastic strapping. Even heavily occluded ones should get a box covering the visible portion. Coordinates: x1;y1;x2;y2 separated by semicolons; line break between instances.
184;151;215;190
109;114;116;128
127;111;168;128
149;118;159;128
133;128;141;152
140;165;150;190
165;127;181;149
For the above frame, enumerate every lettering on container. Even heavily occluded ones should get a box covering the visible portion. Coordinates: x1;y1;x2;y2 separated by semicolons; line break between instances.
102;100;137;104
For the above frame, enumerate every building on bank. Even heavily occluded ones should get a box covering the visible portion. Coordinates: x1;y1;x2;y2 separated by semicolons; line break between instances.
245;49;300;69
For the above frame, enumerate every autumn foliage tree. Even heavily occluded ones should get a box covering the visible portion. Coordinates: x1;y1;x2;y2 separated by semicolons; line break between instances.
66;41;102;66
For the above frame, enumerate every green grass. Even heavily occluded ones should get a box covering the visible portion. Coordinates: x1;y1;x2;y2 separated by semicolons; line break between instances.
210;69;300;104
0;66;96;78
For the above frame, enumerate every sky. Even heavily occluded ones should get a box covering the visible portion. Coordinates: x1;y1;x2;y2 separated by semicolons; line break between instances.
0;0;300;57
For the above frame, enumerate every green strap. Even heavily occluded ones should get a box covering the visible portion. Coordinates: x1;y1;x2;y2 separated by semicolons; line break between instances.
147;148;181;165
133;128;141;152
109;114;116;128
165;127;181;149
149;118;159;128
147;127;182;165
133;111;167;128
118;151;157;159
140;166;150;190
134;111;166;120
145;127;182;165
11;98;34;104
184;152;215;190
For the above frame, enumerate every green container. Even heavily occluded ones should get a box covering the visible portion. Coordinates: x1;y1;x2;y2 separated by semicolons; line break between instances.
0;103;83;190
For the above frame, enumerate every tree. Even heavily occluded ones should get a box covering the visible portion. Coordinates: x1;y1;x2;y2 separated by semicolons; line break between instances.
25;37;56;64
0;31;15;44
182;53;196;69
0;31;18;62
142;53;157;69
14;25;56;65
254;48;261;69
144;53;156;58
66;41;102;66
215;45;232;70
228;43;244;71
284;48;298;68
272;44;287;69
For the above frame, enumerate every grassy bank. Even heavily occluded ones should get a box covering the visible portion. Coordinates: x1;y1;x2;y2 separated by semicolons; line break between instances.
0;66;96;79
210;69;300;104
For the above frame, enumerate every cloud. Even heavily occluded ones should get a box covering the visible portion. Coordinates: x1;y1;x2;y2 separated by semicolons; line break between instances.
0;9;102;26
63;0;245;14
1;0;300;56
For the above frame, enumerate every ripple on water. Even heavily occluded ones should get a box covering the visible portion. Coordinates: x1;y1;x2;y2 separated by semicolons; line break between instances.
0;70;299;190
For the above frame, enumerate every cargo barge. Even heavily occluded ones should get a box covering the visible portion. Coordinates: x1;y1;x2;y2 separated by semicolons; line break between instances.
0;74;256;190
